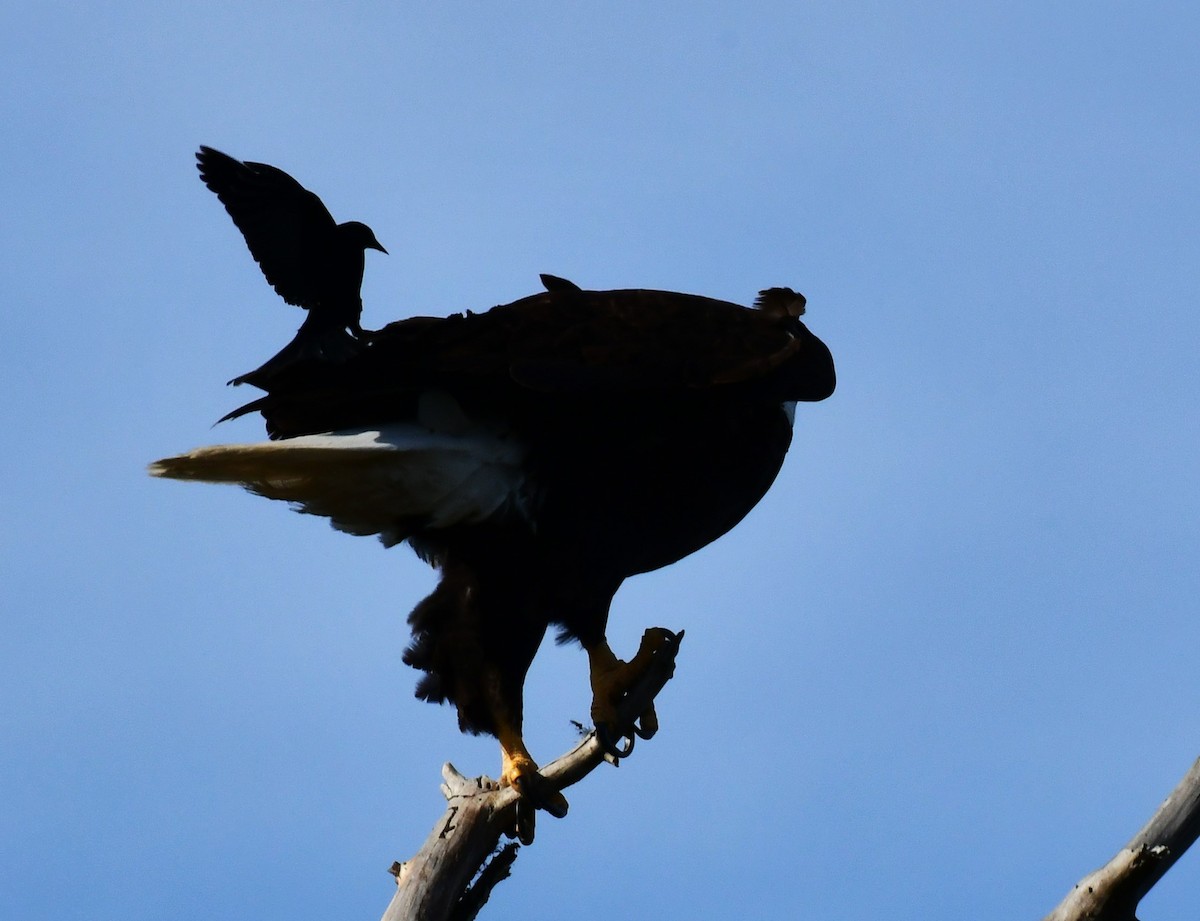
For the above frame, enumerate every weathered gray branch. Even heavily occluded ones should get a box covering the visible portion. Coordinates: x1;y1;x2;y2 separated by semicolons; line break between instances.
1043;755;1200;921
382;632;1197;921
381;629;683;921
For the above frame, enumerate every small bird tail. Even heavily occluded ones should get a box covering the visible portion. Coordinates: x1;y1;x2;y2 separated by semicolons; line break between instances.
228;321;365;390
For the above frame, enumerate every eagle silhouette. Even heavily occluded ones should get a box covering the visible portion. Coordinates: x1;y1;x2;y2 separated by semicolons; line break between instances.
155;149;835;841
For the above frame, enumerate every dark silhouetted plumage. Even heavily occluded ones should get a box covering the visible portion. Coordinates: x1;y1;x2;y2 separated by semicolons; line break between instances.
538;273;582;293
196;146;387;387
153;273;835;837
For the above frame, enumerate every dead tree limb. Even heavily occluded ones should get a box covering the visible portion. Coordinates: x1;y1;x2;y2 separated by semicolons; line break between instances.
1043;755;1200;921
380;629;683;921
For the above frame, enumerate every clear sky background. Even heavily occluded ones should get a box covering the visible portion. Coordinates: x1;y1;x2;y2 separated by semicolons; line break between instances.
3;3;1198;919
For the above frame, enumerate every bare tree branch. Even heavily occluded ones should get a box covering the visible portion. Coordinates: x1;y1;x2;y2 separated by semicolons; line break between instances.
380;629;683;921
381;631;1197;921
1043;755;1200;921
448;842;517;921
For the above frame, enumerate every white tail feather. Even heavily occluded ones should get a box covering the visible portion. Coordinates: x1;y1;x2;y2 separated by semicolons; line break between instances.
149;425;527;546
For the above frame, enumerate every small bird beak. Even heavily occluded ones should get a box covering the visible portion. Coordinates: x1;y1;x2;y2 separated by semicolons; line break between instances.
371;241;389;255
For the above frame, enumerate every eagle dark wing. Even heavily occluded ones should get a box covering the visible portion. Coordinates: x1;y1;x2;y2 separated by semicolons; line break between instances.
196;146;339;310
363;287;815;394
498;289;807;393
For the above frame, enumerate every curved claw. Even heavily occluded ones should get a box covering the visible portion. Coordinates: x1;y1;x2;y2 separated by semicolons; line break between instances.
536;786;569;819
597;723;636;760
512;797;536;845
631;700;659;740
511;770;570;820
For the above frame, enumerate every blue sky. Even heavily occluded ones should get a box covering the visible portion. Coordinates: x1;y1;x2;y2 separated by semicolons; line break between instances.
3;3;1198;918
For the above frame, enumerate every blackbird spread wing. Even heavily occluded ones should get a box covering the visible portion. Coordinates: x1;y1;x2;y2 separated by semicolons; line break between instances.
196;146;338;310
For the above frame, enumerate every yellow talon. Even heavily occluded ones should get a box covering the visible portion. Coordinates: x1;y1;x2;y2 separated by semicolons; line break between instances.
498;728;539;791
496;727;568;835
587;627;674;744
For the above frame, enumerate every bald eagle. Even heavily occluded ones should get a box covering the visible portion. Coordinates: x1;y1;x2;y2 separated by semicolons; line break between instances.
152;276;833;836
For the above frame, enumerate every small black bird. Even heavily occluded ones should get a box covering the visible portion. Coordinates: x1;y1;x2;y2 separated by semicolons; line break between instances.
196;146;387;388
